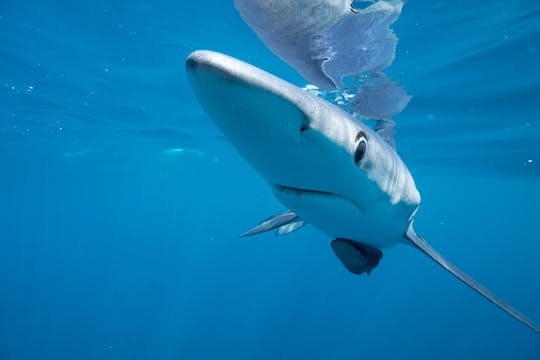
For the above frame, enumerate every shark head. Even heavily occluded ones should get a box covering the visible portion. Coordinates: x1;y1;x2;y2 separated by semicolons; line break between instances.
186;50;419;247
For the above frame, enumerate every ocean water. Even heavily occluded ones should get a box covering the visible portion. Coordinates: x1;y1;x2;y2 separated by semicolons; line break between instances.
1;1;540;359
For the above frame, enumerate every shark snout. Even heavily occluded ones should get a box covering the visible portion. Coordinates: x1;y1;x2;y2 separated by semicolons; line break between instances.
186;50;313;184
186;50;309;135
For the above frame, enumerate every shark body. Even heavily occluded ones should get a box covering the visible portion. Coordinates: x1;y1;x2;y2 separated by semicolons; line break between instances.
186;49;539;334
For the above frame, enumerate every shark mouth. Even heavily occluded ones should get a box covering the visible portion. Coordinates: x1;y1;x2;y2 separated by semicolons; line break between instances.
273;184;337;197
272;184;365;214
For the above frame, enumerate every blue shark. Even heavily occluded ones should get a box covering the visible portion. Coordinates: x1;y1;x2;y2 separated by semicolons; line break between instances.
186;50;540;334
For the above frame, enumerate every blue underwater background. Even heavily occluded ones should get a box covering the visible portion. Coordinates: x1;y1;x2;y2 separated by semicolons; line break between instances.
1;1;540;359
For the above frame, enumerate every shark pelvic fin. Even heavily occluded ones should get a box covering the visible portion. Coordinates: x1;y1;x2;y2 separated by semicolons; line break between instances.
405;225;540;334
241;210;298;237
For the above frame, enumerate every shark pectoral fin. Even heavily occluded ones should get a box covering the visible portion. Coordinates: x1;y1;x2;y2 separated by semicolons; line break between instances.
331;239;383;276
405;225;540;334
241;210;298;237
275;220;306;236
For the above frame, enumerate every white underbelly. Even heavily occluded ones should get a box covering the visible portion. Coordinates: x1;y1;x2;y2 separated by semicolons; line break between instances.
273;185;412;249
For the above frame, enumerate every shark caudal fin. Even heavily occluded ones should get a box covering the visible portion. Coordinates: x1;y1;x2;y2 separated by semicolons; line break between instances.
405;225;540;334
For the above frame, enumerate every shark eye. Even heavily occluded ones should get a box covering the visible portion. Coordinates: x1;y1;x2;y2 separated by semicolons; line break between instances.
354;131;367;164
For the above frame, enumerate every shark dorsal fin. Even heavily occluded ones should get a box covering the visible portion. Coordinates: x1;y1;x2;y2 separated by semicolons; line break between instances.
374;119;396;150
405;225;540;334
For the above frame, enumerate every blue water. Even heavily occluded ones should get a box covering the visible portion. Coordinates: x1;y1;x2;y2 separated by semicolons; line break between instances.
1;1;540;359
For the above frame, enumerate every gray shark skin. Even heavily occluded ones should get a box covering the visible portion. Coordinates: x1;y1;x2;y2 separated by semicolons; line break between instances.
185;50;540;334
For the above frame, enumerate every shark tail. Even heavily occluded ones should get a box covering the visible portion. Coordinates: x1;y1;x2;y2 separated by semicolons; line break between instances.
405;225;540;334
